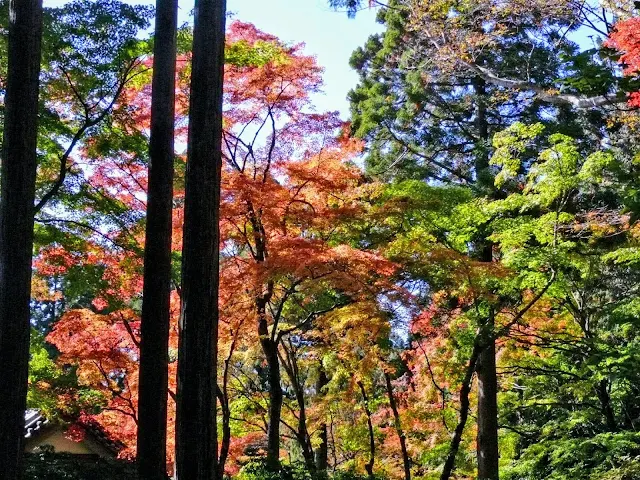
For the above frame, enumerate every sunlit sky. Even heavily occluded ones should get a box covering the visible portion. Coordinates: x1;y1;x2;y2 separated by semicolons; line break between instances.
43;0;383;116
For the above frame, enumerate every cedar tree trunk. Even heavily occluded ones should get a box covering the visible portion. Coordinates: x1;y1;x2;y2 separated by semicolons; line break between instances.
0;0;43;478
137;0;178;477
175;0;226;478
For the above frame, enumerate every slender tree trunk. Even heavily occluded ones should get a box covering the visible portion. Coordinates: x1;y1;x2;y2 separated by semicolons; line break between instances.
217;340;236;479
384;372;411;480
596;379;617;432
261;333;283;469
175;0;226;477
441;339;483;480
473;76;490;189
315;368;329;474
217;386;231;479
280;345;315;472
358;381;376;480
137;0;178;478
0;0;43;478
476;328;499;480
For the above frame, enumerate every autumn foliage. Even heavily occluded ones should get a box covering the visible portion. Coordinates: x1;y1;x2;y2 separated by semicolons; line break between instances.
41;21;395;472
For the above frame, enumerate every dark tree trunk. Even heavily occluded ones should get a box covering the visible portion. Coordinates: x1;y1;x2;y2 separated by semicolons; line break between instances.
280;345;315;472
596;379;617;432
472;76;491;190
0;0;43;478
476;331;499;480
315;368;329;474
136;0;178;478
384;372;411;480
473;76;499;480
358;381;376;480
175;0;226;478
440;339;483;480
217;385;231;479
259;323;283;469
265;345;283;469
217;338;237;479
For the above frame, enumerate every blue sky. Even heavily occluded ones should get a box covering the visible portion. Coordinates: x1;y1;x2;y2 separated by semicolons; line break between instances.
43;0;382;116
229;0;381;115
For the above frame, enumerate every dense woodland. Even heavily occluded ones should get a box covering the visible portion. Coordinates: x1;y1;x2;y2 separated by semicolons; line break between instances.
3;0;640;479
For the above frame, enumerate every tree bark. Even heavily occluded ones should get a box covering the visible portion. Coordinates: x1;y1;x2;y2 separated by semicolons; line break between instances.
217;385;231;479
440;339;483;480
280;344;315;472
175;0;226;478
258;315;283;469
358;381;376;480
217;335;237;479
596;379;617;432
473;76;500;480
137;0;178;478
0;0;44;478
315;368;329;474
384;372;411;480
476;330;499;480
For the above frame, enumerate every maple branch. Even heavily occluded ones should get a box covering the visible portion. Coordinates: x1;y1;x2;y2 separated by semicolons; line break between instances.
269;280;303;341
497;270;557;337
263;106;277;183
34;217;141;254
120;315;140;349
93;360;139;424
34;60;143;214
416;341;450;431
276;302;349;342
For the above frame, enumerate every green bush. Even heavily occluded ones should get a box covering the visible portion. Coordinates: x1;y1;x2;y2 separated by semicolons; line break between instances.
237;460;312;480
332;470;385;480
236;461;383;480
23;452;140;480
503;432;640;480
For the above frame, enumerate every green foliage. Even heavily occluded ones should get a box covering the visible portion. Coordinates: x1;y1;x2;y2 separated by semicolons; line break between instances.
503;433;640;480
23;453;138;480
28;329;108;418
332;471;387;480
226;40;287;67
237;461;312;480
237;461;387;480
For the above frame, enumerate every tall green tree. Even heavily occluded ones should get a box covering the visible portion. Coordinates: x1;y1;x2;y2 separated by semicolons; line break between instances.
329;1;626;479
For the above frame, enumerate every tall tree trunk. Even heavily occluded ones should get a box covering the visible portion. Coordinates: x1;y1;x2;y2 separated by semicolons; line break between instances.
137;0;178;478
476;325;499;480
473;75;500;480
358;381;376;480
175;0;226;478
384;372;411;480
0;0;43;478
315;368;329;474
